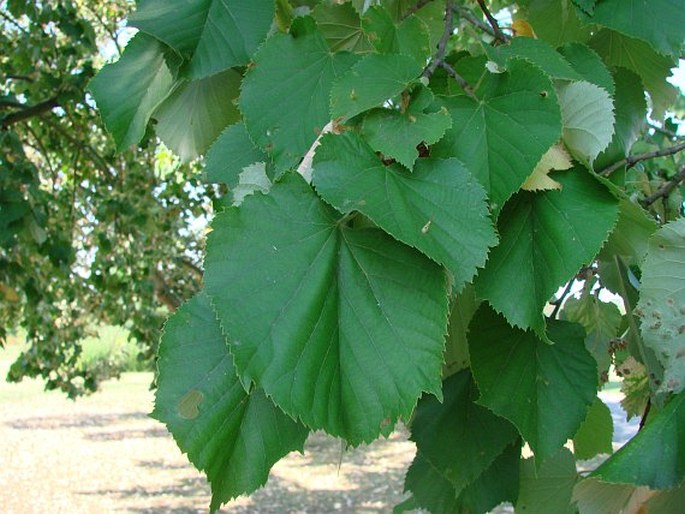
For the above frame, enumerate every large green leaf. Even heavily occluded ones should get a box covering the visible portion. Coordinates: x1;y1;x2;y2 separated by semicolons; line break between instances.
516;448;577;514
128;0;275;79
635;218;685;394
599;198;657;264
152;292;308;513
312;2;373;53
362;5;432;63
432;59;562;213
591;391;685;488
410;370;519;496
203;123;268;187
588;0;685;58
475;169;619;334
153;70;241;161
594;68;646;171
330;53;423;120
401;442;521;514
589;29;679;119
469;306;598;463
573;397;614;460
239;17;359;172
486;37;583;81
361;85;452;169
556;80;615;168
204;173;449;444
572;478;646;514
557;43;614;95
89;33;174;150
312;132;497;290
518;0;591;47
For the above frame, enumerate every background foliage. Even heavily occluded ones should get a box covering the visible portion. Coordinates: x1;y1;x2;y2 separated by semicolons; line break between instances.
4;0;685;512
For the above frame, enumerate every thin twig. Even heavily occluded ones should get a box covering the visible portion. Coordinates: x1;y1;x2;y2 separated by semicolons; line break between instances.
550;279;575;319
648;122;684;140
24;124;56;181
402;0;434;20
0;97;60;128
476;0;508;44
454;5;499;40
640;165;685;207
422;0;455;79
638;398;651;432
600;141;685;177
439;61;476;99
0;10;29;35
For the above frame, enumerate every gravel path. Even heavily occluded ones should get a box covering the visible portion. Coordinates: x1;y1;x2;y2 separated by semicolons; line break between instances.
0;371;416;514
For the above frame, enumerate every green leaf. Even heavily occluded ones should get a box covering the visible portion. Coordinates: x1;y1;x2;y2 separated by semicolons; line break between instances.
403;442;521;514
572;478;647;514
153;70;241;161
589;29;679;119
475;169;619;334
591;391;685;488
360;87;452;169
599;198;657;264
443;284;480;377
330;53;423;120
469;306;598;463
573;397;614;460
516;448;577;514
128;0;275;79
239;17;359;172
312;2;373;53
486;37;583;81
362;5;432;63
152;292;308;513
312;132;497;290
635;218;685;394
556;80;615;168
89;33;175;150
595;68;647;172
204;173;449;444
557;42;614;95
562;292;622;378
518;0;592;47
204;122;268;187
647;482;685;513
587;0;685;58
432;59;562;213
410;370;519;496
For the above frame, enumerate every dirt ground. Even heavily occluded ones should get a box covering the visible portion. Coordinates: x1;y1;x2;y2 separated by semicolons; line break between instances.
0;361;418;514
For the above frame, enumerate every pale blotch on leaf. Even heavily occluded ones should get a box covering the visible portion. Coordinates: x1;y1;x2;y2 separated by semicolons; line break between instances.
522;143;573;191
178;388;204;420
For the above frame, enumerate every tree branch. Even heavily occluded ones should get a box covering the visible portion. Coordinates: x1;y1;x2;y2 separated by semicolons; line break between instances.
648;122;684;140
640;165;685;207
439;61;476;99
422;0;455;80
455;5;499;40
0;97;60;129
600;141;685;177
476;0;508;44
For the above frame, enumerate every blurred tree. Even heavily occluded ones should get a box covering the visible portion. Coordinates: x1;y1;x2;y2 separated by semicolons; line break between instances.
0;0;209;396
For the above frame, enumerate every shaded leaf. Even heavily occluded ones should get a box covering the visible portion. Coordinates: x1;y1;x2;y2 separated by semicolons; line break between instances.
330;53;423;120
153;70;241;161
475;169;619;334
410;370;519;496
443;284;480;377
516;448;577;514
518;0;591;47
204;173;449;444
152;292;308;513
239;17;359;172
312;132;497;291
572;478;647;514
312;2;373;53
635;218;685;394
557;42;614;95
128;0;275;79
89;33;174;150
573;397;614;459
362;5;432;63
591;391;685;488
432;59;562;213
486;37;583;81
469;305;597;463
203;123;268;187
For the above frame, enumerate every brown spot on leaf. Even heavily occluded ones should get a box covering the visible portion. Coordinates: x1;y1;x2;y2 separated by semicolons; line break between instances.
178;389;204;420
